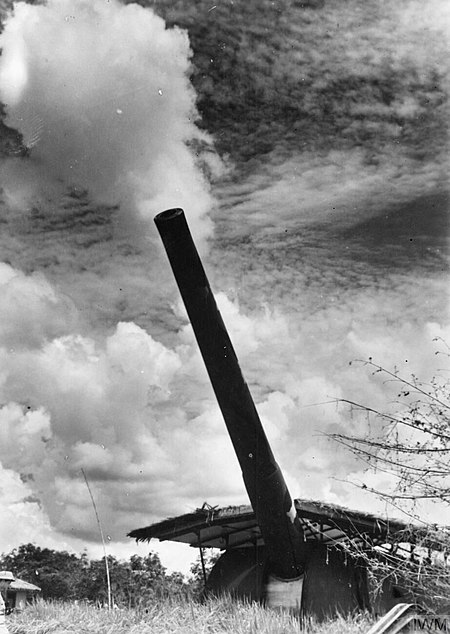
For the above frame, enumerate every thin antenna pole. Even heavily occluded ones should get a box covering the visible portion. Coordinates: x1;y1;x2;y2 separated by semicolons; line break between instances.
81;468;112;610
197;535;207;587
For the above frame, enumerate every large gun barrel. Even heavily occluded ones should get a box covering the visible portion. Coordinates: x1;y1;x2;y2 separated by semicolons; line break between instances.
154;208;306;581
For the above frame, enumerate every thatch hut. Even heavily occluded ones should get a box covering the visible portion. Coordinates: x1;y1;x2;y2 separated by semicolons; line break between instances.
0;572;41;612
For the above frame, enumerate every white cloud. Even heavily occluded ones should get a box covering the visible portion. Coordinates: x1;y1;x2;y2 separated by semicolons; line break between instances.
0;252;447;565
0;0;218;241
0;263;77;348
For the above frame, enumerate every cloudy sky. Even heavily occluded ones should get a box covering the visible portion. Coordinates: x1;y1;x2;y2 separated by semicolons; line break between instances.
0;0;448;572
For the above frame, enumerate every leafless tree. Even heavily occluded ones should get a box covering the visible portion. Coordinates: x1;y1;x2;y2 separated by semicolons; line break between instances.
328;340;450;608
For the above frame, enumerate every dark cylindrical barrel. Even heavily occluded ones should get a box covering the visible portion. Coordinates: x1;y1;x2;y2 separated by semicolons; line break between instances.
154;208;306;580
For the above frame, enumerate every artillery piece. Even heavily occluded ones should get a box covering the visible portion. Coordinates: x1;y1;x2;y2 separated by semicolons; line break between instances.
129;208;427;618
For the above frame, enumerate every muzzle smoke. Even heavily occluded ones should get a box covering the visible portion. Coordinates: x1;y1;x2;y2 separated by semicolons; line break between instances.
0;0;215;238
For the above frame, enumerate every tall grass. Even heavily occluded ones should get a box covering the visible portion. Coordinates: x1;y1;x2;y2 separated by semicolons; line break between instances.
8;598;374;634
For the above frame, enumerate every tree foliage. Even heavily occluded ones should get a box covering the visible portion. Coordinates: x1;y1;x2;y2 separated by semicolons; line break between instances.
0;544;197;606
0;544;81;600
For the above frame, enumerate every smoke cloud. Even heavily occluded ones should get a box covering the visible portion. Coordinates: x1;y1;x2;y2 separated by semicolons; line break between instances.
0;0;216;238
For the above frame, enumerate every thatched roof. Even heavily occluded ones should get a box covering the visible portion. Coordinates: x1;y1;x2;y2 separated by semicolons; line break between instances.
0;571;41;594
128;497;440;551
10;578;41;593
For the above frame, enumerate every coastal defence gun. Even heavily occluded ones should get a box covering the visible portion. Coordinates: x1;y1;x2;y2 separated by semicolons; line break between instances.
129;208;419;617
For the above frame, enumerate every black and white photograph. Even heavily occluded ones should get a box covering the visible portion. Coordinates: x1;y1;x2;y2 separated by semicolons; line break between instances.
0;0;448;630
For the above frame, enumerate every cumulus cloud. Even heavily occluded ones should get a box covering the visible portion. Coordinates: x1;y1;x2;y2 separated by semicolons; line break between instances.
0;466;56;550
0;254;447;562
0;268;243;544
0;263;77;348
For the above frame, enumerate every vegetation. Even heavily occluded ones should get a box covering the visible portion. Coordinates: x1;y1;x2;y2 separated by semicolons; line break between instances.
329;348;450;610
0;545;375;632
1;543;373;631
7;597;374;634
0;544;208;605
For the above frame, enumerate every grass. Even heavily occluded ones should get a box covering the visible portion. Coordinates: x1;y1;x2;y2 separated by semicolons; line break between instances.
8;598;375;634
